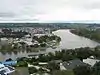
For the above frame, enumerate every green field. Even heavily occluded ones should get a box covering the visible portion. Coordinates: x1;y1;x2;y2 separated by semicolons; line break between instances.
11;67;29;75
53;70;74;75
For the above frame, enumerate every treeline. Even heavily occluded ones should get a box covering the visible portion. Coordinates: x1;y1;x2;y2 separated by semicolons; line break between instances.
19;46;100;63
37;47;100;62
71;29;100;42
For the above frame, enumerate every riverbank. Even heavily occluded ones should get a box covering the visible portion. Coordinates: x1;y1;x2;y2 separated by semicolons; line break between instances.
70;29;100;43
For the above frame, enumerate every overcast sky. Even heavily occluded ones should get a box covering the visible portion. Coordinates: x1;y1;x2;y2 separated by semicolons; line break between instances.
0;0;100;23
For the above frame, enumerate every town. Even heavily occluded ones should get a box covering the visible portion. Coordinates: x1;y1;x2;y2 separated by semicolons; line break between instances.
0;27;61;53
0;26;61;75
0;23;99;75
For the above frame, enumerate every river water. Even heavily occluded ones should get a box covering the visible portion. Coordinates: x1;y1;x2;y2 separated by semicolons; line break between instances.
53;29;99;49
0;29;99;61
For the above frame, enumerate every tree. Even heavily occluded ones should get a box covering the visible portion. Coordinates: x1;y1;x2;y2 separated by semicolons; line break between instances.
38;54;50;62
28;67;38;74
32;36;38;41
16;61;28;67
92;61;100;75
48;61;60;71
62;53;74;61
55;51;62;60
6;58;13;61
76;47;93;61
48;52;55;60
93;49;100;58
40;43;46;47
73;66;91;75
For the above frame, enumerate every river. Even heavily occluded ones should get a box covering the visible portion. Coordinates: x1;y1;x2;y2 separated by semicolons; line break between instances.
53;29;99;49
0;29;99;61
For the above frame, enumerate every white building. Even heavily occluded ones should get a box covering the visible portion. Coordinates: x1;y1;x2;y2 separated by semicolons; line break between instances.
60;63;66;70
0;64;15;75
83;58;100;66
0;38;8;41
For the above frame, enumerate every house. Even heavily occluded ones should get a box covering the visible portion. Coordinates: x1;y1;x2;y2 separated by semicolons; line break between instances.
0;64;15;75
61;59;87;70
2;61;17;66
83;58;100;66
0;38;8;41
60;63;66;70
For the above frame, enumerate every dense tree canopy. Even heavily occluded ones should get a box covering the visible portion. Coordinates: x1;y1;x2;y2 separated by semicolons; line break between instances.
73;66;91;75
92;61;100;75
71;29;100;42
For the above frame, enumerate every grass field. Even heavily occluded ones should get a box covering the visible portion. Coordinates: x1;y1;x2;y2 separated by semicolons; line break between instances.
53;70;74;75
11;67;29;75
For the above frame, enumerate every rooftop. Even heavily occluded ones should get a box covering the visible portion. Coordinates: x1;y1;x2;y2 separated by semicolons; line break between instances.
0;64;15;75
62;59;87;70
83;58;100;66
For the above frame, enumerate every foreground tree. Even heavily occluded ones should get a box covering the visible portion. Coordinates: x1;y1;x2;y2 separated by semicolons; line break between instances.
73;66;91;75
92;61;100;75
48;61;60;71
28;67;38;74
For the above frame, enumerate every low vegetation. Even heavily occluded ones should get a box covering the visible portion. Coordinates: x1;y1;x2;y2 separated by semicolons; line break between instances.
71;28;100;42
53;70;74;75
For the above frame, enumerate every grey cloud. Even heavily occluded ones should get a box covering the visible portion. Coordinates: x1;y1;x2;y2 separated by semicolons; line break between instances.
0;0;100;22
83;2;100;9
0;12;16;18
